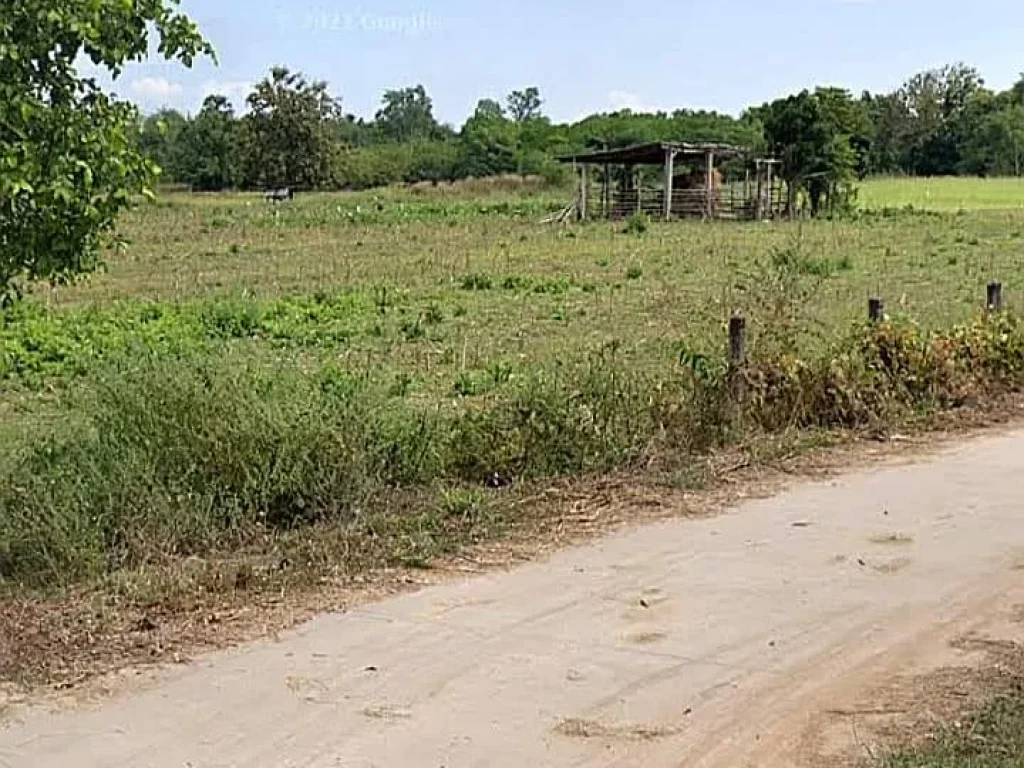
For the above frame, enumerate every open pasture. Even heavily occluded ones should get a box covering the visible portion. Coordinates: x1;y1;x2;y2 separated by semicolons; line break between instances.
859;176;1024;212
16;183;1023;396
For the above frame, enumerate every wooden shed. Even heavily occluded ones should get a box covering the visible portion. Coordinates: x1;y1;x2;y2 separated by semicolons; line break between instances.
558;141;783;222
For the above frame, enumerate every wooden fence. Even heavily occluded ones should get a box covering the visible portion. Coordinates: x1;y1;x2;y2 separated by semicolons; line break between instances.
586;182;786;221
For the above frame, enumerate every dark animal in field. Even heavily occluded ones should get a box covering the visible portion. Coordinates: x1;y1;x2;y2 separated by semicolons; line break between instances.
265;187;294;202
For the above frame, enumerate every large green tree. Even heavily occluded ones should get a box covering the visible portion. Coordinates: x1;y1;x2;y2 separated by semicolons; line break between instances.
757;88;870;215
0;0;211;301
507;87;543;122
176;95;239;191
375;85;439;143
457;99;519;178
138;108;188;183
961;100;1024;176
859;91;909;175
240;68;343;190
896;64;988;175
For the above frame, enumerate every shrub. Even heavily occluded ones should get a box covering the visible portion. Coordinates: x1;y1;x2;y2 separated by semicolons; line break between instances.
623;212;650;235
459;272;493;291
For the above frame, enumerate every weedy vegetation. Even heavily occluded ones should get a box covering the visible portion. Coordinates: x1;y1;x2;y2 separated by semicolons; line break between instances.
882;684;1024;768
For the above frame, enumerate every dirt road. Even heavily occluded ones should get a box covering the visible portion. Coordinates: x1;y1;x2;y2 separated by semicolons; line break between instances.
4;430;1024;767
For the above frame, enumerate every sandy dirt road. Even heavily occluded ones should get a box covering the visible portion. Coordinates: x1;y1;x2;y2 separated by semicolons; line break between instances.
3;430;1024;768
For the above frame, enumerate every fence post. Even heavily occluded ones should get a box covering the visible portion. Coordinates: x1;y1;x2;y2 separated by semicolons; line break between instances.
728;315;747;403
987;281;1003;312
729;315;747;366
868;297;885;323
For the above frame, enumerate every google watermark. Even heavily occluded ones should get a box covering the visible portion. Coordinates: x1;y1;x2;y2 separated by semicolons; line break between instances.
280;7;442;37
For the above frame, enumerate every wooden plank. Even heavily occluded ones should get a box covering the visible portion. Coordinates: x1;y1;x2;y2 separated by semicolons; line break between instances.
602;163;611;219
579;165;588;222
755;160;765;221
663;149;675;220
704;151;715;220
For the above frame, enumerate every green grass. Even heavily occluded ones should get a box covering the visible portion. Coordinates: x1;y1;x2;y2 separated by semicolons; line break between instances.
884;687;1024;768
26;188;1024;388
3;180;1024;594
861;176;1024;212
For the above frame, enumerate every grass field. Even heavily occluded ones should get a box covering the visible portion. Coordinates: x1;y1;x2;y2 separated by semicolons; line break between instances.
861;176;1024;211
19;185;1023;392
884;687;1024;768
2;176;1024;600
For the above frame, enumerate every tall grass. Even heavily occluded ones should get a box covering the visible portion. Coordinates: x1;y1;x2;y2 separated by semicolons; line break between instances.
4;185;1024;592
2;309;1022;590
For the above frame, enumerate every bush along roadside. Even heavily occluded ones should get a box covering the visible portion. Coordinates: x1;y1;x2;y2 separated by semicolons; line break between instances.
1;311;1023;590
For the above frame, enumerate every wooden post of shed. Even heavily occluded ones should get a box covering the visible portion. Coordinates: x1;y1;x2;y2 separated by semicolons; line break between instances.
635;167;642;215
704;150;715;220
754;161;764;221
663;148;675;221
578;164;588;222
602;163;611;219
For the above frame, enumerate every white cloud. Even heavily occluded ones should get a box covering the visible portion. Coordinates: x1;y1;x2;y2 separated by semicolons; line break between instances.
607;90;666;114
130;76;184;100
201;80;253;110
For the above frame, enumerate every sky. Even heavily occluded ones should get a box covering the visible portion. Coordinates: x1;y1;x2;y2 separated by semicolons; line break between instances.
116;0;1024;124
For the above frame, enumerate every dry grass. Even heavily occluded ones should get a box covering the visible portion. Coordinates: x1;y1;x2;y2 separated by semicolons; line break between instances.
2;394;1021;697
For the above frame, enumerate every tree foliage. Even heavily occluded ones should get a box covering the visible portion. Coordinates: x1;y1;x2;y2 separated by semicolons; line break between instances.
858;63;1024;178
128;59;1024;207
177;96;239;191
0;0;212;300
240;67;342;190
375;85;439;143
756;88;870;215
507;87;542;122
139;109;188;182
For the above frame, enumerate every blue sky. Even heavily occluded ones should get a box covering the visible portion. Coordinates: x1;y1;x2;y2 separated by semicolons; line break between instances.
118;0;1024;124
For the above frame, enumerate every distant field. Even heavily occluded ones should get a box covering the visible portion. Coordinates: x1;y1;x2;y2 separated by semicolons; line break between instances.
2;184;1019;407
861;176;1024;211
15;187;1022;396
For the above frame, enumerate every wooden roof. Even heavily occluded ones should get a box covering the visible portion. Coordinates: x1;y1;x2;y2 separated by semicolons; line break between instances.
559;141;747;165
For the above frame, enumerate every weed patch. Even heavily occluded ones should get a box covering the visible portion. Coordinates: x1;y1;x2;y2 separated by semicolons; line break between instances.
883;684;1024;768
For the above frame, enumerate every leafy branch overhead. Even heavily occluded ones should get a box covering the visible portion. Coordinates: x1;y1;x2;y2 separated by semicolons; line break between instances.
0;0;212;301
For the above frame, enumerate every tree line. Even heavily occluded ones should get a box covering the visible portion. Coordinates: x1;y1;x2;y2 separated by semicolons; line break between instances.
141;63;1024;207
139;69;762;193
